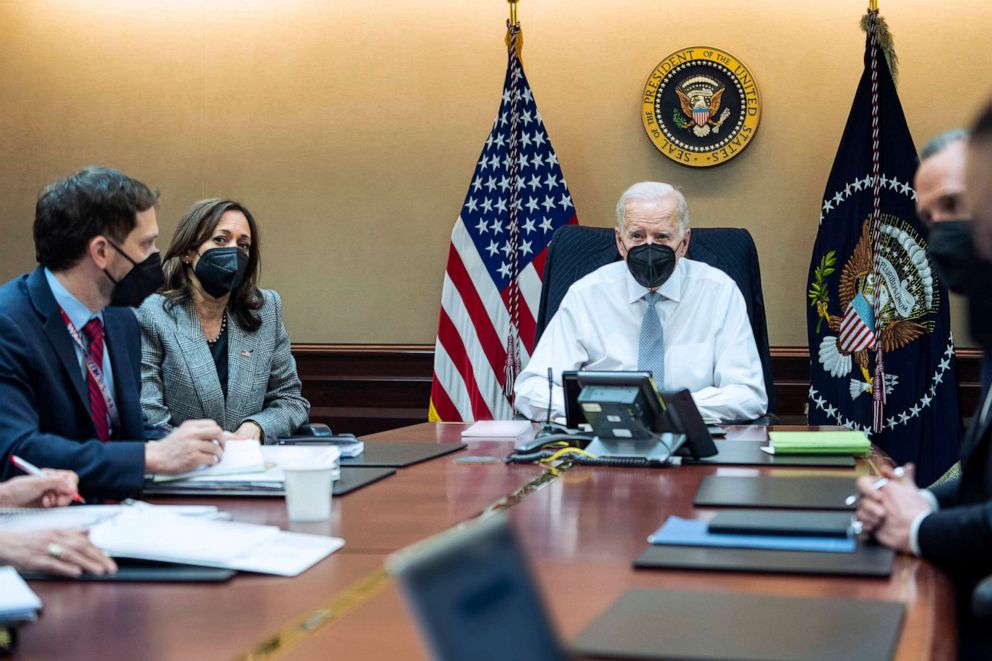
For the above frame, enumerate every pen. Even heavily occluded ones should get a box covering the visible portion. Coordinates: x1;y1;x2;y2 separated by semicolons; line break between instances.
10;455;85;503
844;466;905;506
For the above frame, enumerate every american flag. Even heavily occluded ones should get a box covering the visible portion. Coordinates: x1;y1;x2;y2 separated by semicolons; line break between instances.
429;25;578;422
838;292;877;352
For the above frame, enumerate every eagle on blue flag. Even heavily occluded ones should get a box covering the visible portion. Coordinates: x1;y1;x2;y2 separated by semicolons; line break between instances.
806;10;961;485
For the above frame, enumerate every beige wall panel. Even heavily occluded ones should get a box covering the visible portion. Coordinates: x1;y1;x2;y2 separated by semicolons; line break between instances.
0;0;989;344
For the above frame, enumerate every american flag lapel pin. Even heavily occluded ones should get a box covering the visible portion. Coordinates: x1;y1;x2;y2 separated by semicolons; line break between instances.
241;350;252;358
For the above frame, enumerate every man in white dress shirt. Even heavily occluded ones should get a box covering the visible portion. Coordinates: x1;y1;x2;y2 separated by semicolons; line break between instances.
514;181;768;422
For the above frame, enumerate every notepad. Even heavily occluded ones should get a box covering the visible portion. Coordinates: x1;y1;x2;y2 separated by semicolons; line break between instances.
182;445;341;484
0;567;42;622
152;439;267;482
648;516;856;553
461;420;533;439
766;431;870;456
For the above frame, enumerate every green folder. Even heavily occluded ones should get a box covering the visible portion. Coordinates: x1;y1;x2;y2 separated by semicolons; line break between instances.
767;431;871;456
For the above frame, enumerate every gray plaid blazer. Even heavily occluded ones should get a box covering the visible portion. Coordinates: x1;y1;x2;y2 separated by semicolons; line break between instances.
136;289;310;442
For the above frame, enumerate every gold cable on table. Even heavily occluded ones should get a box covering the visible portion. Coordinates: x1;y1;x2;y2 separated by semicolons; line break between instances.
235;448;573;659
233;569;392;661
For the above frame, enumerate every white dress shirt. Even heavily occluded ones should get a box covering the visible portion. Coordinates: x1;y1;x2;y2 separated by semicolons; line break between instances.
514;258;767;422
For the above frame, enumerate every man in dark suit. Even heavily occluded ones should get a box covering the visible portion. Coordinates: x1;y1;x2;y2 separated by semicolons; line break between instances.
0;167;228;498
857;102;992;658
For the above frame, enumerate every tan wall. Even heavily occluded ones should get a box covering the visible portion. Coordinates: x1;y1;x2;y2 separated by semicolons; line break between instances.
1;0;989;344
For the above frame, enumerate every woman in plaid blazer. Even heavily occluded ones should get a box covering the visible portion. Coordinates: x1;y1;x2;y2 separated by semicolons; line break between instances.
136;199;309;443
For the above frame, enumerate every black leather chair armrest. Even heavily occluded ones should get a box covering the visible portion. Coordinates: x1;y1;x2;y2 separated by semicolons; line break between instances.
294;422;333;437
973;575;992;619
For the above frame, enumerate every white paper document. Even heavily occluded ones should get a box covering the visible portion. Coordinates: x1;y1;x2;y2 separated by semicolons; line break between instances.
226;532;345;576
0;566;43;621
0;503;221;532
461;420;534;439
152;439;266;482
87;509;343;576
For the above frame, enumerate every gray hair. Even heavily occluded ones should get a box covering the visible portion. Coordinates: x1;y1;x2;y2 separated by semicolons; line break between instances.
615;182;689;235
920;128;969;161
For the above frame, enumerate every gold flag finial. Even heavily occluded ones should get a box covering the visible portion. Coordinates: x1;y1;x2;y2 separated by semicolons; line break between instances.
508;0;519;26
869;0;878;11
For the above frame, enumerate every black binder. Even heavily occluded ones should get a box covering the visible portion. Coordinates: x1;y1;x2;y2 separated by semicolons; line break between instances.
571;589;904;661
694;475;857;510
340;442;466;468
683;441;855;467
334;467;396;494
708;509;855;537
634;540;895;577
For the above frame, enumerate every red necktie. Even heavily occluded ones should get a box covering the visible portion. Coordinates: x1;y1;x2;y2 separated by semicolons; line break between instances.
82;318;110;441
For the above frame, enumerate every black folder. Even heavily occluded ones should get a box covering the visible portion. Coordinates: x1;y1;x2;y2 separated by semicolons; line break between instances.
634;540;894;577
571;589;904;661
19;558;236;583
708;509;855;537
334;466;396;494
340;442;466;468
694;475;856;510
683;441;855;467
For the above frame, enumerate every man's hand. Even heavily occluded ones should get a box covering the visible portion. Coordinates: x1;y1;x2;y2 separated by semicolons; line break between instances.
0;471;79;508
0;529;117;577
145;419;232;474
855;463;932;553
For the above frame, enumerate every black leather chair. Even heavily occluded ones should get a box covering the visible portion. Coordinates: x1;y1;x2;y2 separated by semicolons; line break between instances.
534;224;777;417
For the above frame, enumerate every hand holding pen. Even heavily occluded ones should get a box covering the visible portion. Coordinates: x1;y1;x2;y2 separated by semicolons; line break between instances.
6;456;85;506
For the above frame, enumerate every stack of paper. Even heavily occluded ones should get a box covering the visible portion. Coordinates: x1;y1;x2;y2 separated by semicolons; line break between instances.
152;439;266;482
179;445;342;488
766;431;871;456
89;509;343;576
0;567;43;622
0;503;222;532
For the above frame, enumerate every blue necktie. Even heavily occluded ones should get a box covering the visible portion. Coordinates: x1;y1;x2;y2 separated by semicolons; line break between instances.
638;291;665;385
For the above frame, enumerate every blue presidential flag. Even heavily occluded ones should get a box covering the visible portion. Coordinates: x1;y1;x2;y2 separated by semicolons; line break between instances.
806;12;961;484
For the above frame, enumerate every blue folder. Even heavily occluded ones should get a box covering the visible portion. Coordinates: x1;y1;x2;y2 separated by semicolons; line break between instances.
647;516;856;553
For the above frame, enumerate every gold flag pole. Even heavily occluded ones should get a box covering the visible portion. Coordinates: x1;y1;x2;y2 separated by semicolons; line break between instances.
869;0;878;11
505;0;523;60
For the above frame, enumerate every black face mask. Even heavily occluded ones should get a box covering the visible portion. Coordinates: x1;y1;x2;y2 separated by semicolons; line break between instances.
194;247;249;299
625;243;677;290
927;220;992;351
928;220;976;295
105;242;164;307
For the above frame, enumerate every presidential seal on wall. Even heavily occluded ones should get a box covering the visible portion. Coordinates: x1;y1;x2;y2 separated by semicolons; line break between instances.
641;47;761;167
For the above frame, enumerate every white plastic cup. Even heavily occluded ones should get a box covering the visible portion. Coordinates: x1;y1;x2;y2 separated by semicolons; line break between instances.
284;466;334;522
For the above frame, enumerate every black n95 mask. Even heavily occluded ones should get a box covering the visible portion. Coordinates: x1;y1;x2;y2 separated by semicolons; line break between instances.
625;243;677;290
194;247;249;298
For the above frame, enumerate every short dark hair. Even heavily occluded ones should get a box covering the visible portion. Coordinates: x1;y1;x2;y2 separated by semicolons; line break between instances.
161;198;263;332
973;99;992;143
920;128;969;161
33;166;159;271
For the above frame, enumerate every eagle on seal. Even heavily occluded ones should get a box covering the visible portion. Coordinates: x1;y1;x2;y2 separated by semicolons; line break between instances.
815;219;928;396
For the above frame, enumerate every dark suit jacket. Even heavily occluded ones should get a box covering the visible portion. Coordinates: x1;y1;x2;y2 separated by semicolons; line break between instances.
917;397;992;658
917;391;992;576
0;268;146;497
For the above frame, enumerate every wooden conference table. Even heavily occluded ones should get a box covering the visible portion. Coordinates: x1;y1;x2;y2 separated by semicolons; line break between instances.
16;423;956;660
